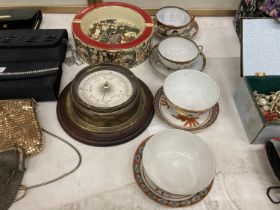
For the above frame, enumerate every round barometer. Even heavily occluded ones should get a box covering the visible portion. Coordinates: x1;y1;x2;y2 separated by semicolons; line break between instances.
77;70;134;108
57;64;154;146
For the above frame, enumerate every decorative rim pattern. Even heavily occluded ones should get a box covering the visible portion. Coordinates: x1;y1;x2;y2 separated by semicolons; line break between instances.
153;88;219;131
154;19;199;40
133;138;214;207
72;2;154;50
149;46;206;78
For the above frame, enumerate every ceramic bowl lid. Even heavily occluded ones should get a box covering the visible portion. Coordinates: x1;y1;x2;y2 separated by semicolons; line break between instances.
72;2;153;50
142;129;215;195
242;18;280;76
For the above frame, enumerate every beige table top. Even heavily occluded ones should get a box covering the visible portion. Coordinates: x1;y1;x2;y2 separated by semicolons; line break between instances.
10;14;279;210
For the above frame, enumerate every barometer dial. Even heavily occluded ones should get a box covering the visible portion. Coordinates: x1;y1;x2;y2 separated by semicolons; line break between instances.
77;70;133;108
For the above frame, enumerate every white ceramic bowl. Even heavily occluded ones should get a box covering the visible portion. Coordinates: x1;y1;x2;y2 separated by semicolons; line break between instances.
163;69;220;113
158;37;202;70
142;129;215;196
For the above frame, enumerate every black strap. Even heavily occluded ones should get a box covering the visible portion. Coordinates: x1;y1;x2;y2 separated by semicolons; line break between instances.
267;186;280;204
266;141;280;181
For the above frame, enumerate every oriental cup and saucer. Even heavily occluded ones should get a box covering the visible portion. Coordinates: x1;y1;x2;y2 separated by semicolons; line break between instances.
133;129;215;207
154;88;219;131
149;36;206;77
149;46;206;78
153;70;220;131
154;6;199;39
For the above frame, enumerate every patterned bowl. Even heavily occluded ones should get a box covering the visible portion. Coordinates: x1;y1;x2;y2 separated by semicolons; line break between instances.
142;129;215;196
141;162;195;201
72;2;154;68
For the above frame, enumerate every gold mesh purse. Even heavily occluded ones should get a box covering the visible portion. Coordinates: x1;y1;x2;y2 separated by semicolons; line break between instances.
0;99;42;158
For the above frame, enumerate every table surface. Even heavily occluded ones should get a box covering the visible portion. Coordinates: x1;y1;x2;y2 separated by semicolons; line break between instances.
10;14;280;210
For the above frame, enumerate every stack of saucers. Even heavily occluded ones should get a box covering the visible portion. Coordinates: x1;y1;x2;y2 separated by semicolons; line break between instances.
133;129;216;207
150;36;206;77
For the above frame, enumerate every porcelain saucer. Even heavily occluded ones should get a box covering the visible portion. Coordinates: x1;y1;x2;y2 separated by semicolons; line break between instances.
153;88;219;131
133;138;214;207
149;46;206;78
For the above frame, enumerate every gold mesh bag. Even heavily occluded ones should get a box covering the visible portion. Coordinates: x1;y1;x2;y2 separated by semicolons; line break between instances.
0;99;42;158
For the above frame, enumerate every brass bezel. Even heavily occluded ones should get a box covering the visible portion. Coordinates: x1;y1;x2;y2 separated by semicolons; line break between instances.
71;64;139;113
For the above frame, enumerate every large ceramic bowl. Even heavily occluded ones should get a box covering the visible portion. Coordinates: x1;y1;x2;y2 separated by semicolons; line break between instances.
155;6;195;36
142;129;215;196
158;37;203;70
72;2;154;68
163;69;220;114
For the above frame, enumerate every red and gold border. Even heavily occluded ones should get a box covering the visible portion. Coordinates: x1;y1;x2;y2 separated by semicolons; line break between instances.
72;2;153;50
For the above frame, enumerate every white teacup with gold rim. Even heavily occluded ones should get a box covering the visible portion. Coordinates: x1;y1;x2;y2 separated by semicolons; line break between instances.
158;37;203;70
142;129;216;197
163;69;220;117
155;6;195;36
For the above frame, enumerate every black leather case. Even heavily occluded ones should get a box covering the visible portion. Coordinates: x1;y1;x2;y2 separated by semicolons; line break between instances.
0;29;68;101
0;9;42;30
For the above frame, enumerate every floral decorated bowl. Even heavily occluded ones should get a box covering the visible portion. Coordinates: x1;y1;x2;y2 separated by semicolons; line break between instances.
72;2;154;68
142;129;215;196
163;69;220;116
158;37;203;70
155;6;195;36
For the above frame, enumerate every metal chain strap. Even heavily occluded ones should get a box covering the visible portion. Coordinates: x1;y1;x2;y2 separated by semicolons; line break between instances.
15;128;82;201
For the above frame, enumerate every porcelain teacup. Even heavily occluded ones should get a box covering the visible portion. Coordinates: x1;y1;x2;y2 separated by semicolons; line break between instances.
155;6;195;36
158;37;203;70
163;69;220;117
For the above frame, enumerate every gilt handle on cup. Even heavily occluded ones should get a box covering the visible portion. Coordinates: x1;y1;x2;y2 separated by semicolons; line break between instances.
189;15;196;24
198;45;203;54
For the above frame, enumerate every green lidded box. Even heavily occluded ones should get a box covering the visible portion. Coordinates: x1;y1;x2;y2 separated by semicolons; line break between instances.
234;18;280;144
